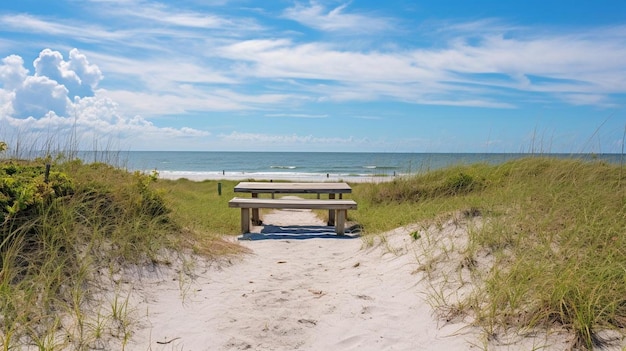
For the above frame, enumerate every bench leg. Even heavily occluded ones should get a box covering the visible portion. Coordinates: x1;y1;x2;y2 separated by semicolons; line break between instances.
336;209;346;235
328;194;336;226
241;208;251;233
251;193;262;225
252;209;261;225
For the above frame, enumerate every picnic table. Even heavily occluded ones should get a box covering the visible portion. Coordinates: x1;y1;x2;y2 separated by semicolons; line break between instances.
231;182;355;233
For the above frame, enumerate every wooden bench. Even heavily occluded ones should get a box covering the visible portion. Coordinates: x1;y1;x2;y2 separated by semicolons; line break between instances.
228;197;357;235
234;182;352;226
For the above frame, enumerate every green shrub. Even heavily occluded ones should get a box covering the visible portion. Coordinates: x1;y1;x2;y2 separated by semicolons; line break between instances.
0;161;74;229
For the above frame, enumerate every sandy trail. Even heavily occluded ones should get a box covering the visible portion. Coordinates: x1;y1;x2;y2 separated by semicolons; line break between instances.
120;206;478;351
87;186;626;351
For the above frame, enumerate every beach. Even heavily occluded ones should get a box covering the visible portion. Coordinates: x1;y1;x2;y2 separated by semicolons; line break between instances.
106;205;577;351
121;208;469;350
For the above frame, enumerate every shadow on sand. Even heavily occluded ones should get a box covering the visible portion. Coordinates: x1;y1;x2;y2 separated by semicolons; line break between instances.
238;224;362;241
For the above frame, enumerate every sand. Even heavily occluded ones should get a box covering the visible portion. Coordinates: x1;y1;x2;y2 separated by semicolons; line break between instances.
100;205;583;351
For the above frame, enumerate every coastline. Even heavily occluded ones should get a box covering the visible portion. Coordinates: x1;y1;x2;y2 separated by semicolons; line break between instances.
134;152;624;184
156;170;399;183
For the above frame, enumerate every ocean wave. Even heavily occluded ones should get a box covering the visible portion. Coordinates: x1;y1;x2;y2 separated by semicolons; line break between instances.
270;165;297;169
155;170;396;181
362;165;398;170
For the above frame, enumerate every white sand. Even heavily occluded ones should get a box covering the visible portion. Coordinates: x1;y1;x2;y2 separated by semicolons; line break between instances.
115;208;467;350
104;206;584;351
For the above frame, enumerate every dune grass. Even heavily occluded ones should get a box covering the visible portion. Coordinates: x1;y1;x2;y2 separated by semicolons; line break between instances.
352;157;625;350
1;150;624;350
0;156;241;350
471;158;625;350
152;178;243;256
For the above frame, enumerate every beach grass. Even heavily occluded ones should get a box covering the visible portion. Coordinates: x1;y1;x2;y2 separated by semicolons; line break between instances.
1;148;625;350
152;178;243;256
352;157;625;349
0;156;241;349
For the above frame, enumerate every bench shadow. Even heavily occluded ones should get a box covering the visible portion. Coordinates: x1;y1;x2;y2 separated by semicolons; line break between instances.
238;224;362;241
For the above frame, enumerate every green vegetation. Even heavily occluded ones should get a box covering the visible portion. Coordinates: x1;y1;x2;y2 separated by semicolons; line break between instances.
153;178;243;256
1;138;624;350
0;149;239;350
352;157;626;350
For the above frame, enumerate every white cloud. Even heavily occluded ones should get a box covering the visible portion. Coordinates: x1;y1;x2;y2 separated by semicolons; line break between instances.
216;23;626;108
283;1;393;33
83;0;264;32
7;48;102;119
96;87;296;118
218;40;440;82
557;93;615;107
1;95;211;152
265;113;328;118
13;76;69;118
412;25;626;95
220;131;362;146
6;2;623;113
0;55;28;90
0;49;210;150
66;49;104;94
33;48;103;98
0;14;127;42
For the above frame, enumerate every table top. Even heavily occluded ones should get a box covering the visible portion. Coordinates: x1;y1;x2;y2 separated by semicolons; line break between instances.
234;182;352;194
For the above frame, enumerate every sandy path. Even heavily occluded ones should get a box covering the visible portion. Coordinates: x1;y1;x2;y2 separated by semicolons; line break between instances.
122;208;474;351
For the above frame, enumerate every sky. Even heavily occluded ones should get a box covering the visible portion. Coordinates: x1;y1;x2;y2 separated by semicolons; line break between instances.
0;0;625;153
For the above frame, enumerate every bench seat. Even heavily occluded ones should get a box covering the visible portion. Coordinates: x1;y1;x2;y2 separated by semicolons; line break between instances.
229;197;357;235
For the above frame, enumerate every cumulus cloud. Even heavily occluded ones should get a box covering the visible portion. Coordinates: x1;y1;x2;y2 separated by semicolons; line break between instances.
14;76;69;118
3;48;102;119
0;55;28;90
34;48;103;99
0;48;209;150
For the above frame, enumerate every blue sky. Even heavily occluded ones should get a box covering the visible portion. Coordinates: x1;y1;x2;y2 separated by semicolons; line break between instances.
0;0;625;153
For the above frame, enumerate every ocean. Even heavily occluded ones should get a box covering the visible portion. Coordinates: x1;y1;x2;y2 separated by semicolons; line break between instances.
77;151;624;182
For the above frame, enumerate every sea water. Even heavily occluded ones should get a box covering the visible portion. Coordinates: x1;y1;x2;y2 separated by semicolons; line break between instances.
76;151;623;182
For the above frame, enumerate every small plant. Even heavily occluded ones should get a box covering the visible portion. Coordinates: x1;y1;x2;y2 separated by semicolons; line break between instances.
410;231;421;240
110;291;131;327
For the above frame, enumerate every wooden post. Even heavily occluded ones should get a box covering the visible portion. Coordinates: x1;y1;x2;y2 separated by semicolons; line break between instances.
336;209;346;235
44;163;51;183
327;193;336;226
251;193;261;225
241;208;250;233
